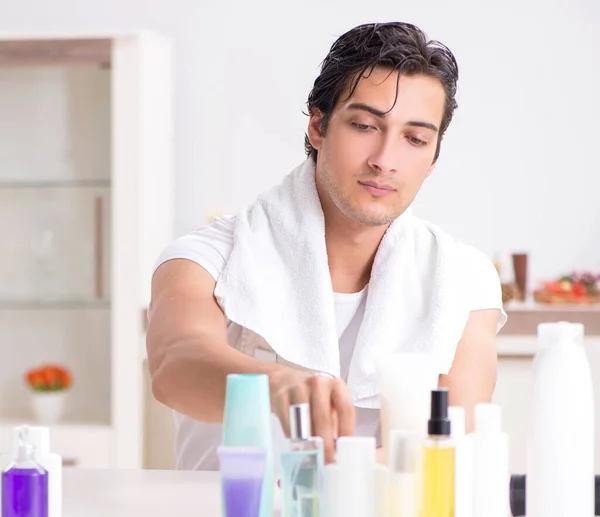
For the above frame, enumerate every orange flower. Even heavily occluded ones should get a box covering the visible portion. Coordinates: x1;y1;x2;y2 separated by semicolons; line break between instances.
57;367;72;389
24;364;73;391
42;366;59;387
25;370;36;385
25;370;46;390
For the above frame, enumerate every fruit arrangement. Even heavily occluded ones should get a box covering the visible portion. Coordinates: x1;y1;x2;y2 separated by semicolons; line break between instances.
24;364;73;392
533;272;600;305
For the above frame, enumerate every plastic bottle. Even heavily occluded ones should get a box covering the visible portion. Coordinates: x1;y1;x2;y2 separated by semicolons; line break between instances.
0;427;61;517
509;474;600;516
421;389;454;517
217;446;267;517
16;427;60;517
526;321;594;517
222;374;274;517
449;406;472;517
471;403;509;517
322;437;388;517
2;433;48;517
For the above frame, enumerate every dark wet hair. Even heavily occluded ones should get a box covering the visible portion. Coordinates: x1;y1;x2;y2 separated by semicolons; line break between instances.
304;22;459;163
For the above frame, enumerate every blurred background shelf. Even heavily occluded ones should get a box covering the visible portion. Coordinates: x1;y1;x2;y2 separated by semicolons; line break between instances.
0;31;173;469
0;179;111;188
0;417;111;428
0;300;110;309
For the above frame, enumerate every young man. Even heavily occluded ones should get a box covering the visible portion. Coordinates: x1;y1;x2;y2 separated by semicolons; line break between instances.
147;21;506;470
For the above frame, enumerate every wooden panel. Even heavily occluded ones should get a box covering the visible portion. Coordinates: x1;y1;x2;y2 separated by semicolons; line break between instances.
501;306;600;335
0;39;111;66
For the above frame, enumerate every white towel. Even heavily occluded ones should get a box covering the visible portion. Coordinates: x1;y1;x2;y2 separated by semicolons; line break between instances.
214;159;471;407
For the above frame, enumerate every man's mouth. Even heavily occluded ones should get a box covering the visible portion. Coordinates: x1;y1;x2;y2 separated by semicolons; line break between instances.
358;180;395;196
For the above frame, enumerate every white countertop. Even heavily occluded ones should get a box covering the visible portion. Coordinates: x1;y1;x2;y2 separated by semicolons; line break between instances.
64;469;227;516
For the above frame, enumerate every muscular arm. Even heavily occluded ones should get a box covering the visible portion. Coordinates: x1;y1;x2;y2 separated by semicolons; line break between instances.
146;258;355;462
438;309;499;432
146;259;286;423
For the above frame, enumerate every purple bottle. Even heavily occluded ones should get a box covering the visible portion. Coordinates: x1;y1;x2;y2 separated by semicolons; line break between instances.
218;446;267;517
2;439;48;517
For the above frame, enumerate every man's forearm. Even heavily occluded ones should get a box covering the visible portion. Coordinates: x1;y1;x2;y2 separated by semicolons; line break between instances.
151;340;285;423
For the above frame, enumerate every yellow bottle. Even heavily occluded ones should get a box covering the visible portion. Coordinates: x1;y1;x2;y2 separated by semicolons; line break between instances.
421;389;455;517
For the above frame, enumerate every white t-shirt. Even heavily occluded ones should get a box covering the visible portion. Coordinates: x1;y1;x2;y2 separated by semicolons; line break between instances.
154;216;507;470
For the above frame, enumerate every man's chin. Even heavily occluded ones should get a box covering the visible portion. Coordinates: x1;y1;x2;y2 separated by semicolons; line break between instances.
343;205;399;227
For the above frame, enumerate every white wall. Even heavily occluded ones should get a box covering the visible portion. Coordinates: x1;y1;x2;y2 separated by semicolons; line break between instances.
3;0;598;285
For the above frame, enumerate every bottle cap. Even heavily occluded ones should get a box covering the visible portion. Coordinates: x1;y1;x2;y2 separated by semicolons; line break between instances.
510;475;526;517
336;436;376;467
448;406;465;438
510;474;600;517
475;403;502;433
538;321;584;347
289;403;311;440
16;441;35;463
222;374;272;448
12;426;50;454
428;389;451;436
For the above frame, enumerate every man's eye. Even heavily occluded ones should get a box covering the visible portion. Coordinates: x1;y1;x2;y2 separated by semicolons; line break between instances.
408;136;427;146
352;122;374;131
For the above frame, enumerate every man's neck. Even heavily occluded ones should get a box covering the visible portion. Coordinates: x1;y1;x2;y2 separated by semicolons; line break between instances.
324;211;389;294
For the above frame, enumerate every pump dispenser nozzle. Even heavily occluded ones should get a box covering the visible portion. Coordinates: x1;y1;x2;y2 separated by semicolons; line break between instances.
428;389;451;436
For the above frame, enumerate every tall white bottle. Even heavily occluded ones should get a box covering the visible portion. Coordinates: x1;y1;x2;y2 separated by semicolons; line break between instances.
471;403;509;517
323;437;388;517
449;406;472;517
526;321;594;517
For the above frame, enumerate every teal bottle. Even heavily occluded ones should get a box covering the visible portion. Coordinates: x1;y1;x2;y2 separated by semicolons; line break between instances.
222;374;274;517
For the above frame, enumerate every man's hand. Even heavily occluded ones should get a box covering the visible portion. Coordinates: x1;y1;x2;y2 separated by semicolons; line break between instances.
269;368;356;464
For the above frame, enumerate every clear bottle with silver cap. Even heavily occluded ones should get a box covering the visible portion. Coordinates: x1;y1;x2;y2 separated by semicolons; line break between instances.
280;403;324;517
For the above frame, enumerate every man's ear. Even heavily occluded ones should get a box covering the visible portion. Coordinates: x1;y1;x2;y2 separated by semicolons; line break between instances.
307;109;325;151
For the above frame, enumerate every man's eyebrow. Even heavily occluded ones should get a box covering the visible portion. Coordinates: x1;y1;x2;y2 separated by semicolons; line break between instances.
347;102;387;118
406;121;439;133
346;102;439;132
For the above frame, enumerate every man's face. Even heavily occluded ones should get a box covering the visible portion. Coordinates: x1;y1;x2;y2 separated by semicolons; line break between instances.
308;68;445;227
